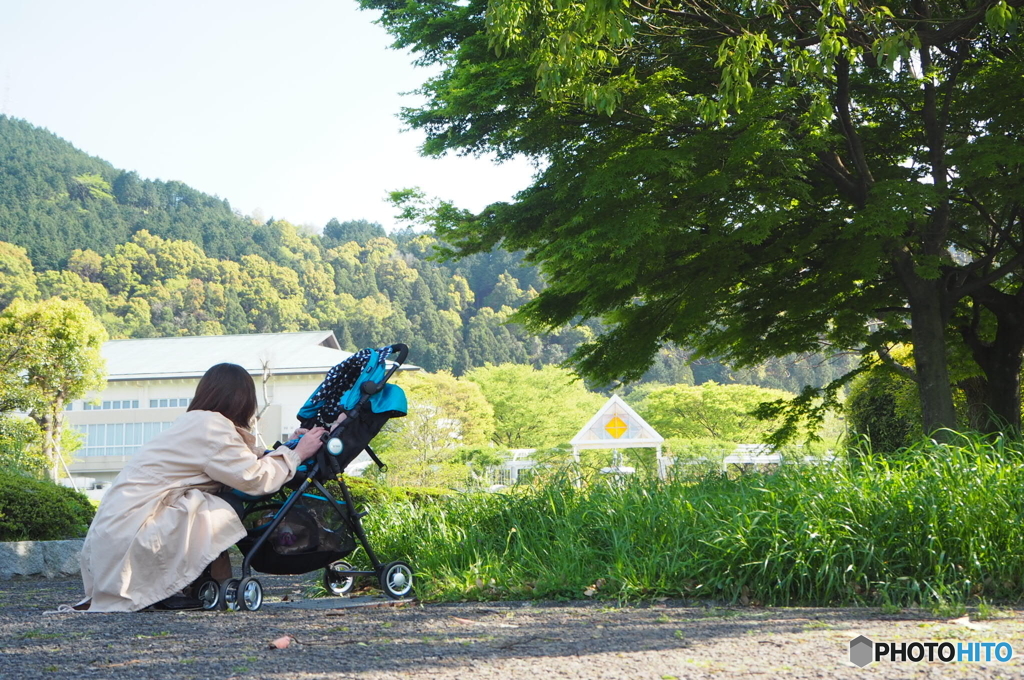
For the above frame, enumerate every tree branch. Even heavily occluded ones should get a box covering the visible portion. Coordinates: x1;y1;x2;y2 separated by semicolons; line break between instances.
918;0;1024;47
815;151;865;206
956;190;1006;234
832;58;874;199
939;40;967;132
953;250;1024;300
872;340;918;382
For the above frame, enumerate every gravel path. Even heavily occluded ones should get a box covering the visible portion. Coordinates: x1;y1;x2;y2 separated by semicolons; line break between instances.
2;576;1023;679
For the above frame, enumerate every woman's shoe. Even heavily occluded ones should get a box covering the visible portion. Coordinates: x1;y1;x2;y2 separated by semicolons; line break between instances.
148;594;203;611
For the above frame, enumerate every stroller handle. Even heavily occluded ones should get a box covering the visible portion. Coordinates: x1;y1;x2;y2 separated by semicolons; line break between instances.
389;343;409;365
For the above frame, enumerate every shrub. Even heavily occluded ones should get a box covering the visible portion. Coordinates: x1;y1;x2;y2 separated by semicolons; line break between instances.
845;366;918;455
327;475;451;508
0;414;45;476
0;470;95;541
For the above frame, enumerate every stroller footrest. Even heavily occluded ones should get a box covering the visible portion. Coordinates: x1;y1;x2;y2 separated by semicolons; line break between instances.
355;511;369;519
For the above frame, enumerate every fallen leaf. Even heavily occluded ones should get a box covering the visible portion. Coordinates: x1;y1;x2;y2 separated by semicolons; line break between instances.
269;636;292;649
583;578;606;598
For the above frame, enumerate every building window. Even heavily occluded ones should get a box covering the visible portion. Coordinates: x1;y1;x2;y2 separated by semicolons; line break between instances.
82;400;138;410
73;421;174;457
149;398;190;408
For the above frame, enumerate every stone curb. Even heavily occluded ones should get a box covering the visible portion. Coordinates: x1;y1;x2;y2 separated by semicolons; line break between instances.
0;539;83;579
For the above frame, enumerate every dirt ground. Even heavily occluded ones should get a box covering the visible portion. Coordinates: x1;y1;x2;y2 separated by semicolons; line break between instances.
2;575;1023;680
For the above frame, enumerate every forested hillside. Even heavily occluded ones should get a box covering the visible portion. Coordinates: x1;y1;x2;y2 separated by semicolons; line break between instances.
0;115;853;389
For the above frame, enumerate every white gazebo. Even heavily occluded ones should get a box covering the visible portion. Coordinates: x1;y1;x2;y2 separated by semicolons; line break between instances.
570;395;666;479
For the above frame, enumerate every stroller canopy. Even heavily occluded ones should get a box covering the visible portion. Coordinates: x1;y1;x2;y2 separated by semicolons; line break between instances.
296;346;408;428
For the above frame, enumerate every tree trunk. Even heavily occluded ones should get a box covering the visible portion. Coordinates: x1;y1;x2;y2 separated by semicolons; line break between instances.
957;376;988;431
959;292;1024;435
52;404;65;480
958;359;1023;435
34;401;66;482
903;276;958;436
38;411;57;482
983;353;1023;433
898;36;958;438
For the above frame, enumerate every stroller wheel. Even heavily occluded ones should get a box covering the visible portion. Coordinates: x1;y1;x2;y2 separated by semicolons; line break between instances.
379;561;414;599
324;561;356;596
237;577;264;611
220;578;241;611
195;579;221;611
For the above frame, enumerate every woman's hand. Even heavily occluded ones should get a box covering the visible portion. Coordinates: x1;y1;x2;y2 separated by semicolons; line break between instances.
292;427;326;461
290;414;344;443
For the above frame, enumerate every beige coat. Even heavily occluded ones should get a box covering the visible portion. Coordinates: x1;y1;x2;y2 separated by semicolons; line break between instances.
78;410;302;612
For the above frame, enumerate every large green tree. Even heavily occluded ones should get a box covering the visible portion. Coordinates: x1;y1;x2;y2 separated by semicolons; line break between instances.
0;299;107;479
0;242;39;309
465;363;605;447
380;371;495;486
635;382;792;441
364;0;1023;437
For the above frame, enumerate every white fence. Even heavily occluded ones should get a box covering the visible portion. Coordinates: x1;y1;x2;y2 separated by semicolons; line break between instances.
661;444;838;478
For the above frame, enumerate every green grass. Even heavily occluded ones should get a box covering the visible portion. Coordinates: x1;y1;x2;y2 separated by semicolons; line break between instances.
351;431;1024;607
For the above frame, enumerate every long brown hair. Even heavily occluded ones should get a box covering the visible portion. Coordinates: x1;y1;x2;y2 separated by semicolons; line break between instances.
187;363;258;429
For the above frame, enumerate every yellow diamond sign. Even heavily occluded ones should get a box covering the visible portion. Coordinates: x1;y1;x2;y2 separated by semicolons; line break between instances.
605;416;627;439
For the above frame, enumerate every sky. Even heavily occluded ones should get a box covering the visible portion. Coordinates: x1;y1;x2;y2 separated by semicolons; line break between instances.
0;0;537;231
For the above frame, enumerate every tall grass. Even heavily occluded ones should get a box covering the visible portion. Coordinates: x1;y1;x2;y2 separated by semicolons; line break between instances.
355;431;1024;606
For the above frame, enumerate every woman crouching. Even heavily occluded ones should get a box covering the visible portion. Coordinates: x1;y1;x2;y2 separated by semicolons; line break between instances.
76;363;325;612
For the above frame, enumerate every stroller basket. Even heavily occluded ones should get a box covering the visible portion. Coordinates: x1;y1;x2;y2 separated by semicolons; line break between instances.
237;493;358;575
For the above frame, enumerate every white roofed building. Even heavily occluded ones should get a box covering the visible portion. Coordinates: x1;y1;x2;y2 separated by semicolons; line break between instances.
571;395;666;478
64;331;416;486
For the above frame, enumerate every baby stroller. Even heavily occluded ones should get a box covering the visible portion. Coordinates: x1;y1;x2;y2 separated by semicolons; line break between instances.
194;344;412;612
